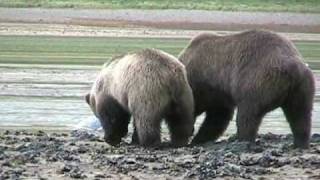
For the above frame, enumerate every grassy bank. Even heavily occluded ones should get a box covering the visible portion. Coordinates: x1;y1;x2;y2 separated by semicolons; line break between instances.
0;35;319;67
0;0;319;13
0;36;185;65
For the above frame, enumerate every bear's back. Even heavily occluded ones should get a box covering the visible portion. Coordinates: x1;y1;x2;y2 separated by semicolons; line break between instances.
100;49;188;109
109;49;185;83
180;30;305;80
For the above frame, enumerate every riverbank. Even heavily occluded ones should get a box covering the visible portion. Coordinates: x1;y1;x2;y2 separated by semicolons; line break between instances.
1;130;320;179
0;8;319;33
1;23;320;41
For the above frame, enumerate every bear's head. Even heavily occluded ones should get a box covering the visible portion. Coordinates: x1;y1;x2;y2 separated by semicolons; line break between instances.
85;93;128;146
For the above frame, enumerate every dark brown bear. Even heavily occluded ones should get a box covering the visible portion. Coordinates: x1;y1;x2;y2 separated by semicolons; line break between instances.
86;48;194;147
179;30;315;148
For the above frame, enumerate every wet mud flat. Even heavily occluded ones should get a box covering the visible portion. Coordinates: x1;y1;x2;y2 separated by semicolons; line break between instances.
1;130;320;179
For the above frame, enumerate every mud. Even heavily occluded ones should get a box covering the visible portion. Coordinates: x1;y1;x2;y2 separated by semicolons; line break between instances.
1;130;320;179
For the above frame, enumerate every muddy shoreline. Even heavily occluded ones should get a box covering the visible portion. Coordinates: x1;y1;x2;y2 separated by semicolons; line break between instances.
1;130;320;179
0;8;320;33
1;23;320;41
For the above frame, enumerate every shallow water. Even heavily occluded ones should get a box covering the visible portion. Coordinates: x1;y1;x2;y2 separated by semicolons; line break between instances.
1;64;319;134
0;36;319;135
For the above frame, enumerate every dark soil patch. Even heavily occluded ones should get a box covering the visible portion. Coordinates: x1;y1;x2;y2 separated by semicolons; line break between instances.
1;130;320;179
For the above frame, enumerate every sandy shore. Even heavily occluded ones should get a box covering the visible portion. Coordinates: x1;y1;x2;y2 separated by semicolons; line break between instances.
1;23;320;41
1;130;320;179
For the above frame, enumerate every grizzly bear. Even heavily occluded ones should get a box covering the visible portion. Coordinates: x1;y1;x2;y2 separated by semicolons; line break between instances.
86;48;194;147
179;30;315;148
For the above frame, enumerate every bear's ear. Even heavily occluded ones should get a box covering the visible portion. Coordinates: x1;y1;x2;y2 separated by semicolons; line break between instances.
85;93;90;105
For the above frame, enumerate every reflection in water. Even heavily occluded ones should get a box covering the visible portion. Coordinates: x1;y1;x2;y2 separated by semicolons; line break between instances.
0;64;319;134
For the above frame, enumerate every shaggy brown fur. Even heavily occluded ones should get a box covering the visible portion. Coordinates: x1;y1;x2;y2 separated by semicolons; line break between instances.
179;30;315;148
86;48;194;147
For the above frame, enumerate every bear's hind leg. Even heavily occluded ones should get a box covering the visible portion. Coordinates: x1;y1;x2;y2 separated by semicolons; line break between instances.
165;104;194;147
133;114;161;147
282;106;311;149
165;86;195;147
282;91;313;148
191;106;234;145
236;103;266;142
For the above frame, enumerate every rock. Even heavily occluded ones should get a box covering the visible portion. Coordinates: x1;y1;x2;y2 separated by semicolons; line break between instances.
70;168;85;179
69;142;76;146
148;163;167;171
249;144;264;153
77;145;89;154
36;130;46;136
246;167;271;175
58;164;72;173
2;160;12;167
275;158;290;167
0;153;9;161
225;141;251;153
240;155;259;166
270;149;283;157
310;156;320;167
225;163;242;174
261;133;280;141
311;134;320;143
12;168;25;175
94;173;106;178
198;166;217;179
123;158;136;165
70;130;97;141
191;148;202;155
258;152;276;167
3;130;10;135
61;133;69;137
21;137;32;142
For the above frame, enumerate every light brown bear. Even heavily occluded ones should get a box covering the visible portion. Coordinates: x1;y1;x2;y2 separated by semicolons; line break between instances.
179;30;315;148
86;48;194;147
